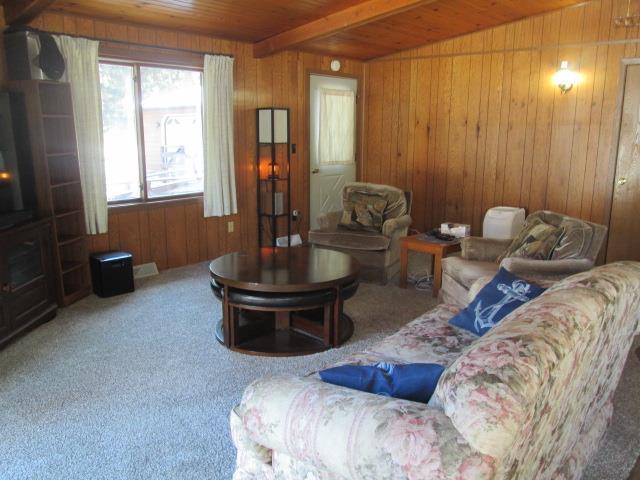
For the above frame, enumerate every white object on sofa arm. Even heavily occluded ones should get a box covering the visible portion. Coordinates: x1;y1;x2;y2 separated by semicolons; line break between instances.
232;375;493;479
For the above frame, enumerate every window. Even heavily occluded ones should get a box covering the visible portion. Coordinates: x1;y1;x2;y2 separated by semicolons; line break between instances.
318;88;356;165
99;62;204;202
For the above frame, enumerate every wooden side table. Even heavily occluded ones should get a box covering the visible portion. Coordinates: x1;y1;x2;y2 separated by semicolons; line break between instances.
400;234;461;296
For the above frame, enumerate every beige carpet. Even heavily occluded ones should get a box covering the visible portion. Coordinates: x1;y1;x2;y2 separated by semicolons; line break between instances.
0;258;638;479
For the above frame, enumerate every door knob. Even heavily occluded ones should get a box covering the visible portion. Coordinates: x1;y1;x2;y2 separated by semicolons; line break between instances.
617;177;627;186
312;168;320;174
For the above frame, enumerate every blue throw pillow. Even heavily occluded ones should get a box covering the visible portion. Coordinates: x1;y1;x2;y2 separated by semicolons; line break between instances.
319;362;445;403
449;268;546;336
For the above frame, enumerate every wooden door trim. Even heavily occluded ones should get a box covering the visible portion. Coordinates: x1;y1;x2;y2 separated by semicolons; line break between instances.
304;69;364;228
604;58;640;263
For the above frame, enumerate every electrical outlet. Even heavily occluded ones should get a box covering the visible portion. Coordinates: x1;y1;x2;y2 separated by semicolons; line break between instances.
227;221;234;233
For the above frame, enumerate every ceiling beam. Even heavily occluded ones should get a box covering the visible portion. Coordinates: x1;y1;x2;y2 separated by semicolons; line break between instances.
3;0;57;26
253;0;438;58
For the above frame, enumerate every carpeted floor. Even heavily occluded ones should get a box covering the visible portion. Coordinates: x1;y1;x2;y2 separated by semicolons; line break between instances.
0;259;638;479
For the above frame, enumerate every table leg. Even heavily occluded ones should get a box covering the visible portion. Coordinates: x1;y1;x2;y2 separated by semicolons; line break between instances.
432;253;443;297
400;242;408;288
333;288;341;346
323;303;332;347
223;286;231;347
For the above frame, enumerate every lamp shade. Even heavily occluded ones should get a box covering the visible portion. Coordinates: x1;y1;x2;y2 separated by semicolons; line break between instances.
258;109;288;143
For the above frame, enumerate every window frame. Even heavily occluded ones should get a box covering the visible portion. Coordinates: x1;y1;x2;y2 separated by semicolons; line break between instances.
99;58;205;206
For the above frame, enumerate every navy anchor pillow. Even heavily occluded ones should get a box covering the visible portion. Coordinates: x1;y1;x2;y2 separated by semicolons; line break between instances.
449;268;546;336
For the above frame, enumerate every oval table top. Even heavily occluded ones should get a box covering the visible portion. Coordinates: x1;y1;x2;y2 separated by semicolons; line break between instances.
209;247;360;293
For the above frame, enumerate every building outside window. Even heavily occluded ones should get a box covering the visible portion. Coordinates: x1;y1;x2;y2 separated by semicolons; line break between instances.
99;62;204;203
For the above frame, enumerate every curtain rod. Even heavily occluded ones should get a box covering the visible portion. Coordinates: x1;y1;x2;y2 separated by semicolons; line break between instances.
20;26;234;59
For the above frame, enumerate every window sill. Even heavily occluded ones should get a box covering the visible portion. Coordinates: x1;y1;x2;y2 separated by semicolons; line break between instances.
108;195;203;213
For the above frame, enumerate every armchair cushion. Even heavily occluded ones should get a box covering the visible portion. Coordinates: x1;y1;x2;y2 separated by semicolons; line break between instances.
551;218;594;260
338;182;407;233
308;227;391;251
497;217;562;262
340;190;387;231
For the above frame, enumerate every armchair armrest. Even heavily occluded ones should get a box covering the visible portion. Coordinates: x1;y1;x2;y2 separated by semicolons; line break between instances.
316;211;342;231
461;237;512;262
232;375;494;479
500;257;594;279
382;214;412;237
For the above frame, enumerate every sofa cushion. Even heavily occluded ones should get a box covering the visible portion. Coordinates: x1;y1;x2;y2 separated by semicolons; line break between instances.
442;255;499;289
498;217;562;262
449;268;546;336
308;228;391;251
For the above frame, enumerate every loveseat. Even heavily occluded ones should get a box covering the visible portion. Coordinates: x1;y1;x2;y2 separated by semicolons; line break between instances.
231;262;640;479
441;210;607;306
308;182;412;284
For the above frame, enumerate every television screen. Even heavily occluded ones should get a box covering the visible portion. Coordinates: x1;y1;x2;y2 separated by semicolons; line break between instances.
0;91;36;227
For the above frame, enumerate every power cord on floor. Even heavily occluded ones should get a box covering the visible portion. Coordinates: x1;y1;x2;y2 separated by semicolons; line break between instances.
408;273;433;291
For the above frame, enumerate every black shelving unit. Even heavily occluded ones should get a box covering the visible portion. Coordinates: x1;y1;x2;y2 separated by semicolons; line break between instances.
256;108;291;248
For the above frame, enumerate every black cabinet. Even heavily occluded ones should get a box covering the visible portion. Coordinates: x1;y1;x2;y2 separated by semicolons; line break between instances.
0;219;57;348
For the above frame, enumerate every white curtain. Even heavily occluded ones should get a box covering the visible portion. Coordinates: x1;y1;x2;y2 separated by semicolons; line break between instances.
203;55;237;217
319;88;356;165
55;35;108;235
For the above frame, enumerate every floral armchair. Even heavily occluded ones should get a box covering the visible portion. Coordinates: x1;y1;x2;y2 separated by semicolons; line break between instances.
231;262;640;479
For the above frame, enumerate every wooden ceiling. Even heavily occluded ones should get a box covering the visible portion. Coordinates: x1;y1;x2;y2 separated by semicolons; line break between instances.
3;0;588;59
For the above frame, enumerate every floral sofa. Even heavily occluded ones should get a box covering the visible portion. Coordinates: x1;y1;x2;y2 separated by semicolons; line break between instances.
231;262;640;479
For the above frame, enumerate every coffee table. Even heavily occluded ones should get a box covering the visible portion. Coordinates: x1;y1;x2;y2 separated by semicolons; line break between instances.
209;247;360;356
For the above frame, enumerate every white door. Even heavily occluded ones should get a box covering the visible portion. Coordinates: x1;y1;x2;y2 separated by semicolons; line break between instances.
309;74;358;229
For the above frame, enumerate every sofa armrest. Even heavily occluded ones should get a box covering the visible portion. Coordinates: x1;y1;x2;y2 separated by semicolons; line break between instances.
382;214;412;237
500;257;594;278
233;375;495;479
316;211;342;231
461;237;511;262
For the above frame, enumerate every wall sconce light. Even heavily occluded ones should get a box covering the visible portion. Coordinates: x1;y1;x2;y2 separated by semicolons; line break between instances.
554;61;578;94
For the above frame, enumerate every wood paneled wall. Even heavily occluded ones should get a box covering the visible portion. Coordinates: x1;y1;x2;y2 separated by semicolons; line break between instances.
23;12;363;269
363;0;640;237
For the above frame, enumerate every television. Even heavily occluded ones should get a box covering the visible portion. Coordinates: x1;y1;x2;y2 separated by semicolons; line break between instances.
0;91;36;230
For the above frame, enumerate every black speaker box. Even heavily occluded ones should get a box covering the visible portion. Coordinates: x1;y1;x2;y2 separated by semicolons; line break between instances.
4;28;65;81
90;251;135;298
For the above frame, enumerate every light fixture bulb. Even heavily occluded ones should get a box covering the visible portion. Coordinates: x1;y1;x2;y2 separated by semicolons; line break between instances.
554;61;578;94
